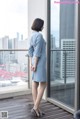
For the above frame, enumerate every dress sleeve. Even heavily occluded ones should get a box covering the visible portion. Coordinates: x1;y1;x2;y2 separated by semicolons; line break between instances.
34;34;43;58
28;40;34;57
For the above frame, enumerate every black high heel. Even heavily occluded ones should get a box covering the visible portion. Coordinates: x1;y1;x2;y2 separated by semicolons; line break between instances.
38;109;45;116
31;108;40;117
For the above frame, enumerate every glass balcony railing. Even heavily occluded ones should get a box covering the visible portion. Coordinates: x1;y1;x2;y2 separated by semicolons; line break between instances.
50;49;75;107
50;49;75;84
0;49;30;89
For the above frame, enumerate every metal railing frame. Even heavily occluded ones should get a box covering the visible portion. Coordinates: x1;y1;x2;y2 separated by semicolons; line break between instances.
50;49;75;85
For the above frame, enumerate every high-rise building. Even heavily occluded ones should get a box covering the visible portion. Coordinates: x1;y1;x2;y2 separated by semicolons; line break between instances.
0;34;26;64
50;35;60;80
0;36;9;64
51;35;55;49
2;36;9;49
50;35;55;80
61;39;75;79
60;3;75;47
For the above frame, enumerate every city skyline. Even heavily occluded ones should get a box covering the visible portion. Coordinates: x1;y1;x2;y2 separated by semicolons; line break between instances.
0;32;27;40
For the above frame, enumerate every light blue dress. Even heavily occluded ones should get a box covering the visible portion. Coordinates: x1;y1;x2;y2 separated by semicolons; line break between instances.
28;31;46;82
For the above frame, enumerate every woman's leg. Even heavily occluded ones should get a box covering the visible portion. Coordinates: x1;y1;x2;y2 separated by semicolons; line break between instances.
34;82;46;110
32;81;39;105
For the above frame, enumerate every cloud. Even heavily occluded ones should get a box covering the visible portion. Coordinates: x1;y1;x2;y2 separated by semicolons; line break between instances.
0;0;28;38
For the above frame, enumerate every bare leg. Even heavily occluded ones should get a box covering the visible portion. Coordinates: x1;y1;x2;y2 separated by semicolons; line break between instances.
32;81;39;105
34;82;46;110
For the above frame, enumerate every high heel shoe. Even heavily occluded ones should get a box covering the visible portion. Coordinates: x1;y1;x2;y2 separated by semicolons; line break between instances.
38;109;45;116
31;108;40;117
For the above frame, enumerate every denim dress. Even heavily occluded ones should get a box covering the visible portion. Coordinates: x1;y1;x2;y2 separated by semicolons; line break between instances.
28;31;46;82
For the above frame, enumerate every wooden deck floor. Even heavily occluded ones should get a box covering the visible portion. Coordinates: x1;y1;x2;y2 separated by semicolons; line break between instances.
0;94;73;119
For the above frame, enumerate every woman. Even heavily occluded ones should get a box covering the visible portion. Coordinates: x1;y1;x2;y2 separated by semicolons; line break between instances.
28;18;47;117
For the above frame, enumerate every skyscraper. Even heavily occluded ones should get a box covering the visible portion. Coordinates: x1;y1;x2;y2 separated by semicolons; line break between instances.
60;3;75;47
61;39;75;79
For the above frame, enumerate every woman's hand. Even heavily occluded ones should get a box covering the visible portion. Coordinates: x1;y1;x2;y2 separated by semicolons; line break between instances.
30;57;38;72
31;65;37;72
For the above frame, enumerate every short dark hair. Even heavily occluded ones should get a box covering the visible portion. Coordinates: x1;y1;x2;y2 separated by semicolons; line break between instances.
31;18;44;31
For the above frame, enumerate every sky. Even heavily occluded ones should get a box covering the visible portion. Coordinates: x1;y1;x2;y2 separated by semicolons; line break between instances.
0;0;28;39
51;0;60;47
51;0;60;32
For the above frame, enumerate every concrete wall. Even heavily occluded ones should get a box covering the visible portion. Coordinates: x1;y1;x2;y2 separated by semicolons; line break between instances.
28;0;47;40
28;0;48;99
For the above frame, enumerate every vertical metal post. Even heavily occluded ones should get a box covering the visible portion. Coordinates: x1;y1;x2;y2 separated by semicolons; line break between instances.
64;51;67;86
27;55;30;89
75;3;80;111
47;0;51;97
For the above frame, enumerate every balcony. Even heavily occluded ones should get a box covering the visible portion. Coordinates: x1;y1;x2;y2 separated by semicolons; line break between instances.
50;49;75;108
0;94;73;119
0;49;74;119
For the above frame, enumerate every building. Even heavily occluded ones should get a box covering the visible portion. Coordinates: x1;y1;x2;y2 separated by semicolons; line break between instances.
50;35;60;80
50;35;55;80
61;39;75;79
0;34;28;73
59;1;75;47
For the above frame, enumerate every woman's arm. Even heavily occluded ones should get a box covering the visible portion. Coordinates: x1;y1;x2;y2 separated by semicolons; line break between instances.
30;57;38;71
34;57;38;67
30;34;43;72
32;57;39;72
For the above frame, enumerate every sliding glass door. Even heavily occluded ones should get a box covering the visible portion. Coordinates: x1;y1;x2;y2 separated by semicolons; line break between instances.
48;0;77;109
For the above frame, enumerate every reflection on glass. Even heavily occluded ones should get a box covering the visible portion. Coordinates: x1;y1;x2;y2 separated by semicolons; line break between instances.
50;0;75;108
51;0;60;48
